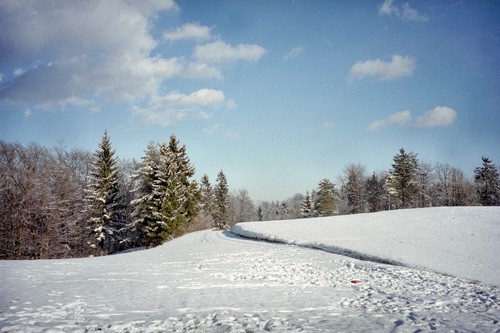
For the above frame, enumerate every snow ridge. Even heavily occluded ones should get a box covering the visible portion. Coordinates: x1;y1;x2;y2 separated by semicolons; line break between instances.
230;226;407;267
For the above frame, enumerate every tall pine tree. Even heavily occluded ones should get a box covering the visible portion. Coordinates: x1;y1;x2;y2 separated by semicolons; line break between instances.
84;131;125;255
301;191;313;218
315;178;336;216
213;170;230;229
199;174;216;228
365;173;386;212
387;148;419;209
474;156;500;206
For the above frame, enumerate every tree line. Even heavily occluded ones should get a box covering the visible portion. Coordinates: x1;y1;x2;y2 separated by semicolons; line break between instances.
1;134;499;259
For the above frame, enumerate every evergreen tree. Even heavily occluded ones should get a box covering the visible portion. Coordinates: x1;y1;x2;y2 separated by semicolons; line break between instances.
301;191;313;218
365;173;386;212
213;170;230;229
132;136;200;247
199;174;215;228
131;142;160;245
474;156;500;206
84;131;125;254
315;178;336;216
387;148;419;208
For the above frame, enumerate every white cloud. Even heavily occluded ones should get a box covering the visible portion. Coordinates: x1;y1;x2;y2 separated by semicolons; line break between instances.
0;1;179;107
387;110;412;125
366;119;387;133
194;40;266;64
367;107;457;132
181;62;222;80
284;46;304;60
415;106;457;128
164;23;212;43
133;89;229;127
349;55;415;83
13;68;25;77
379;0;428;22
0;1;263;126
162;89;225;107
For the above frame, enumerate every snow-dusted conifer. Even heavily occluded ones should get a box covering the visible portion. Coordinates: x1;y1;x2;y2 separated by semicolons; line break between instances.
213;170;230;229
474;156;500;206
199;174;216;228
132;136;200;247
387;148;419;209
365;173;386;212
84;131;125;254
315;178;336;216
301;191;313;218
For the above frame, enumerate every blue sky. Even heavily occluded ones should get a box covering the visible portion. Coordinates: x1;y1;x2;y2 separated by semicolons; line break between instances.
1;0;499;201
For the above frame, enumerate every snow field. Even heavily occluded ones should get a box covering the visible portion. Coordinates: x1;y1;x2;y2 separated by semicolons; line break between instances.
232;207;500;286
1;207;499;332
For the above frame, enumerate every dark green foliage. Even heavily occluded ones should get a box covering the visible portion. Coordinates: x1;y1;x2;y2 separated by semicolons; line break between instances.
132;136;200;247
474;156;500;206
387;148;419;209
365;173;386;212
213;170;230;229
315;178;336;216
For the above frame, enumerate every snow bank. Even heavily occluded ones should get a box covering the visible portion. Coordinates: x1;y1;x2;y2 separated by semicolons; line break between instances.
232;207;500;286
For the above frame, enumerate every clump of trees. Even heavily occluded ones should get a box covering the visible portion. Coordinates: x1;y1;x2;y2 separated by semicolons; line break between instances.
257;148;498;221
1;136;499;260
132;136;200;247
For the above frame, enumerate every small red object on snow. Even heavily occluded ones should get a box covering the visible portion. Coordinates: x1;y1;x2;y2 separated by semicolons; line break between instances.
351;280;360;284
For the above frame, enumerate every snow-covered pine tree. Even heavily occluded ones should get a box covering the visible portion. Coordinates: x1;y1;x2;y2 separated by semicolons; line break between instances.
315;178;336;216
132;136;200;247
84;131;125;255
387;148;419;209
365;173;386;212
213;170;230;229
131;142;161;245
474;156;500;206
199;174;216;228
301;191;313;218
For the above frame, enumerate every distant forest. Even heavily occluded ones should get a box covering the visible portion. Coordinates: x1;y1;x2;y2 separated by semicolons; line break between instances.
1;132;499;260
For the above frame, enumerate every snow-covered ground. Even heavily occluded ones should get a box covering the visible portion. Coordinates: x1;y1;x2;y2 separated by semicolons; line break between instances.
1;207;499;332
232;207;500;286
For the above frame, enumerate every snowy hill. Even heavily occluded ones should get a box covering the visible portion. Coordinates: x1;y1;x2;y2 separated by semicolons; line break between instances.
232;207;500;286
1;207;499;332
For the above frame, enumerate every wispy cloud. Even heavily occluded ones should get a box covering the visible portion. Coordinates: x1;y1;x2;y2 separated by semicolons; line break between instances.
379;0;428;22
367;107;457;132
164;23;212;43
348;55;415;83
133;89;230;127
367;110;411;132
284;46;304;60
194;40;266;64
